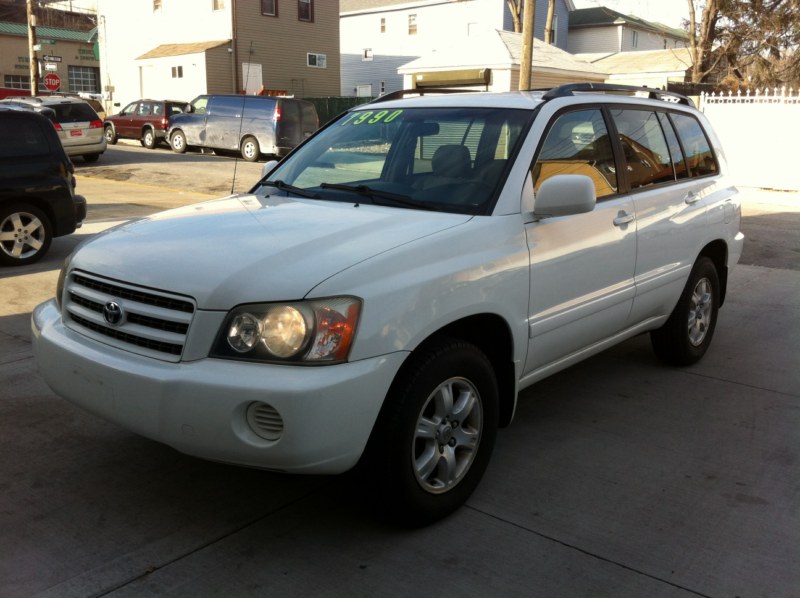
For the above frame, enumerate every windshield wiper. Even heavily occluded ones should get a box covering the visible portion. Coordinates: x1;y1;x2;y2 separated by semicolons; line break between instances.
320;183;438;211
261;179;321;199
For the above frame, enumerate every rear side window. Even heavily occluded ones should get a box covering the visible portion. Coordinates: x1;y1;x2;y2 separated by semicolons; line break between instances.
0;117;52;158
532;109;618;198
610;109;674;189
670;113;718;177
657;112;689;181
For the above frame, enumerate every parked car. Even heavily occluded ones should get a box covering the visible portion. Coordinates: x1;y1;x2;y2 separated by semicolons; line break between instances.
0;105;86;266
167;94;318;161
104;99;186;149
0;95;105;162
32;84;744;525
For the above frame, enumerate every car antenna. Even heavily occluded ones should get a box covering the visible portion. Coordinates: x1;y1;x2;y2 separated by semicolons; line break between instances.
230;41;253;195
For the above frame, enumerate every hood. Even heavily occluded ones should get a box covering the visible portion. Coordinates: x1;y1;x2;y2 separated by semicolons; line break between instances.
71;193;471;309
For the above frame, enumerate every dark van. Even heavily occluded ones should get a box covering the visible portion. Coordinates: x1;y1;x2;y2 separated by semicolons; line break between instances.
166;95;319;162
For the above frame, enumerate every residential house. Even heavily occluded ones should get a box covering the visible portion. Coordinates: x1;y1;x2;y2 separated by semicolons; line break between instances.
398;28;606;92
578;47;693;90
567;7;688;54
96;0;340;112
340;0;575;97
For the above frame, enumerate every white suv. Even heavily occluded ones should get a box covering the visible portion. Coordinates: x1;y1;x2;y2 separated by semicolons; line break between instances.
32;84;744;525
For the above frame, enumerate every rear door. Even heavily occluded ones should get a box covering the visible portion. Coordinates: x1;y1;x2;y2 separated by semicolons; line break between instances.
523;107;637;374
610;108;712;324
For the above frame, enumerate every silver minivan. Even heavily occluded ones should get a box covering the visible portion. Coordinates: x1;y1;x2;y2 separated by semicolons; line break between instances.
166;94;319;162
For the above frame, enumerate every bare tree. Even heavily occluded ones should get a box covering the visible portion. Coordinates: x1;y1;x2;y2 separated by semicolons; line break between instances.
507;0;522;33
544;0;556;44
687;0;728;83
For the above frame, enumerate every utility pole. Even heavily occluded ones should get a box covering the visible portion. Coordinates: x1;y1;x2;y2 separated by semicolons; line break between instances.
519;0;535;90
27;0;39;95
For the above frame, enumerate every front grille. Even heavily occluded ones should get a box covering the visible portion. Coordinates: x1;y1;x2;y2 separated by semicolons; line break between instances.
63;271;195;362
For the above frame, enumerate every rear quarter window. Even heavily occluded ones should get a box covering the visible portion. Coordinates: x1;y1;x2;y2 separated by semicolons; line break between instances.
669;113;718;177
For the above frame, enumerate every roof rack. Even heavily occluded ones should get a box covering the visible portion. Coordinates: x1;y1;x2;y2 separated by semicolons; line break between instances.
369;87;482;104
541;83;695;107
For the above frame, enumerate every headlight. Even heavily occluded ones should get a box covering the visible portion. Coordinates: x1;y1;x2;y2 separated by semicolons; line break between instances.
55;253;73;310
211;297;361;364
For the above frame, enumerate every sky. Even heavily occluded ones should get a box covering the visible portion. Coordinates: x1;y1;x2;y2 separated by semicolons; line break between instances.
572;0;691;30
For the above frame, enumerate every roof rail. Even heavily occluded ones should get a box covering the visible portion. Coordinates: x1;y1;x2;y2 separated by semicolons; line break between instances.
541;83;695;108
369;87;481;104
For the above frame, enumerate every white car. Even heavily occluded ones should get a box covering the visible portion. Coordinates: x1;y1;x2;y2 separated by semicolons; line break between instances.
32;84;744;525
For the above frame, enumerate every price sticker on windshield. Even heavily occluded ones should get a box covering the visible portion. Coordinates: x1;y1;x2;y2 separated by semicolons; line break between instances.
340;109;403;126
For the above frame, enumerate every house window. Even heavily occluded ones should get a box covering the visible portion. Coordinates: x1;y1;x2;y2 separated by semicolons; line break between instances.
153;0;162;12
307;53;326;68
551;14;558;45
213;0;224;10
171;66;183;78
631;30;639;48
4;74;30;90
261;0;277;16
298;0;313;22
380;17;385;33
380;80;386;94
363;48;373;61
408;14;417;35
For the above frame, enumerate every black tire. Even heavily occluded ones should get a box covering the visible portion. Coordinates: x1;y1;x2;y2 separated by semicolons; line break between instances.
170;130;187;154
0;203;52;266
83;153;100;163
104;125;117;145
141;128;156;149
365;338;499;527
651;256;720;366
240;135;260;162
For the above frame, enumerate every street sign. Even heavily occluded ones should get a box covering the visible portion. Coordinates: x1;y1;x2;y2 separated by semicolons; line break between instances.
44;63;58;71
43;73;61;91
42;55;62;63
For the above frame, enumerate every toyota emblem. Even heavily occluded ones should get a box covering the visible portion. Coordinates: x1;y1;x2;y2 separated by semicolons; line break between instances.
102;301;124;325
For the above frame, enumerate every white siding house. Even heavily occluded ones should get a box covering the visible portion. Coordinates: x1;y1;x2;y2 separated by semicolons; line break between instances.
340;0;575;97
567;6;688;54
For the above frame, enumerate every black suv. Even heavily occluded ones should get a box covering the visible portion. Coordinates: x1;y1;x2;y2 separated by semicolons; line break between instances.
104;99;186;149
0;106;87;266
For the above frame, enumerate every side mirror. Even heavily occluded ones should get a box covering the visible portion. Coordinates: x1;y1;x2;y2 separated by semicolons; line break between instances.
261;160;279;178
532;175;596;221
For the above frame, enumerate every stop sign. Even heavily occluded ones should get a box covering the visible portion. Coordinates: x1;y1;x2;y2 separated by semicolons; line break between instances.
43;73;61;91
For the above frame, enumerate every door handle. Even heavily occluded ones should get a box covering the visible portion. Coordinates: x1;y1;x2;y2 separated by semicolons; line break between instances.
613;212;635;226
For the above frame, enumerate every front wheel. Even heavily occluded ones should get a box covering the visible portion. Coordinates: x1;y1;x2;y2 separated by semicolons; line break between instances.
141;128;156;149
240;135;260;162
170;130;187;154
0;203;52;266
365;339;499;526
651;256;720;366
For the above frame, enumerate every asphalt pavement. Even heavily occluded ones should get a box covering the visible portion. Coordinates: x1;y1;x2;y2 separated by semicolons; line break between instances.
0;180;798;597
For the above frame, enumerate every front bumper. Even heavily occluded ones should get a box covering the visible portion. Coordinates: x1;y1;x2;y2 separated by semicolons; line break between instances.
32;299;406;474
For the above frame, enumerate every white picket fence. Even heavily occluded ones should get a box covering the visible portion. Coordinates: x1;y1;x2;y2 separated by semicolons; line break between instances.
699;88;800;190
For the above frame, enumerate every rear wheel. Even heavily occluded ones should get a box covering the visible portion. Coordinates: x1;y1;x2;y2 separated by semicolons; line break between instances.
141;128;156;149
365;338;498;527
170;129;187;153
651;256;720;366
83;153;100;163
0;203;52;266
240;135;260;162
104;125;117;144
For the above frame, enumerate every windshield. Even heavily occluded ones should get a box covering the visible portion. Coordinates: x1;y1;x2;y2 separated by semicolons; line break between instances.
259;106;534;214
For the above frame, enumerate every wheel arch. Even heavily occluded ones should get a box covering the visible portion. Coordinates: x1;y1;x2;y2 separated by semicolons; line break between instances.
1;195;56;232
409;313;517;428
698;240;729;306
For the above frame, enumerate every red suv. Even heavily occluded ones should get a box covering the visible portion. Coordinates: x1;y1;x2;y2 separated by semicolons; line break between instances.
104;99;186;149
